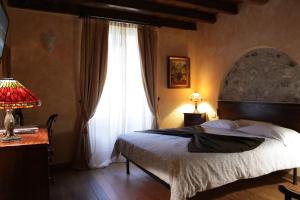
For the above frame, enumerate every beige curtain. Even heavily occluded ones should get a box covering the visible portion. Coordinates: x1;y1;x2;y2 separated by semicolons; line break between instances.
138;25;158;128
74;17;109;169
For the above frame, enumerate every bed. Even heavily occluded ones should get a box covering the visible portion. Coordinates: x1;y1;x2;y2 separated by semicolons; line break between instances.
113;48;300;200
113;101;300;200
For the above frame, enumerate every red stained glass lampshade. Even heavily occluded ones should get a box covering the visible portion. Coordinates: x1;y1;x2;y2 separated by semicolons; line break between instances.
0;78;41;109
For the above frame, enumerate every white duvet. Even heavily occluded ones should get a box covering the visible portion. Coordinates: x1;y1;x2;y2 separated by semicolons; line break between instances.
113;127;300;200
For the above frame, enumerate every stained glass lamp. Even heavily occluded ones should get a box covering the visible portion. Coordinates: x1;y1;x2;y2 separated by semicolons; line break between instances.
190;92;202;113
0;78;41;142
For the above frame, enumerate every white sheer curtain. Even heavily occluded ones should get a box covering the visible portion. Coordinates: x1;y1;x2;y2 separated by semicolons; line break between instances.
88;22;154;168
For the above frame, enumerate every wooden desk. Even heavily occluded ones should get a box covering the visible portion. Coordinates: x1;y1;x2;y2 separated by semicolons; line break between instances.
0;128;49;200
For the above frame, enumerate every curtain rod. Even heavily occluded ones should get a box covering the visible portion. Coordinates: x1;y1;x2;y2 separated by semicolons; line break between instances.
79;15;155;27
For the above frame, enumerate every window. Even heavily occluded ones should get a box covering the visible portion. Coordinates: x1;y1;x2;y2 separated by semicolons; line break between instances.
88;22;153;168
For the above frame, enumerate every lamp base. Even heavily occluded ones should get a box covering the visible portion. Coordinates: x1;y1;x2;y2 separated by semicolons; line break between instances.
193;103;199;113
0;109;22;142
0;134;21;142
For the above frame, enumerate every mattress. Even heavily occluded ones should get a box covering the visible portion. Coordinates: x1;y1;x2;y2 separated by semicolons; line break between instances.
113;126;300;200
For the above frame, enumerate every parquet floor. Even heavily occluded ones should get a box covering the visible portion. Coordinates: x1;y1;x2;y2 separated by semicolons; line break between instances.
50;163;300;200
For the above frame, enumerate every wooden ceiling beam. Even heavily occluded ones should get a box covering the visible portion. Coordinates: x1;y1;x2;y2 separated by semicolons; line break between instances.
177;0;239;14
85;0;216;23
8;0;197;30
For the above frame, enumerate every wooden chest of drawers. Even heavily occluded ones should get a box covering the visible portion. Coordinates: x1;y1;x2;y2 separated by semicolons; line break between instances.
183;113;206;127
0;128;49;200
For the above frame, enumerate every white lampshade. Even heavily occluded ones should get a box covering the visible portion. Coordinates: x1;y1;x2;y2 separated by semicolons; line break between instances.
190;92;202;102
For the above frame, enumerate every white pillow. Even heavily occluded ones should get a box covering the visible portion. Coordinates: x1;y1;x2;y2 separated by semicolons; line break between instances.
236;119;272;127
237;124;299;146
201;119;238;130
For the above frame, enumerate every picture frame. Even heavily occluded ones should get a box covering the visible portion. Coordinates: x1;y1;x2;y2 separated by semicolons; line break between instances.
167;56;190;88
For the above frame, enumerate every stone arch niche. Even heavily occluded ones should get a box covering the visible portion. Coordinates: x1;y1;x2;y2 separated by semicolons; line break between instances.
219;48;300;103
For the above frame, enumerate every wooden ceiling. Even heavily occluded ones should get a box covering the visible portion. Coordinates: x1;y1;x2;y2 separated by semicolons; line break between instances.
8;0;258;30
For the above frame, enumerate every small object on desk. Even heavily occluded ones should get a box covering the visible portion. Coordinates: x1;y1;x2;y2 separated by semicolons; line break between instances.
0;125;38;134
184;113;206;127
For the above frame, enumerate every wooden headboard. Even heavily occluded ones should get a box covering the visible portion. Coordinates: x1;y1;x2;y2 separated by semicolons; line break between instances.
218;101;300;133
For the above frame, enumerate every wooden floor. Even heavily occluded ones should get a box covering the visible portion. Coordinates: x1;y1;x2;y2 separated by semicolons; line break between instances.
50;163;300;200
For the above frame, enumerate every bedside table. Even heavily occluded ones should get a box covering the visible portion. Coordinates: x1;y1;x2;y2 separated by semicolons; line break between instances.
183;113;206;127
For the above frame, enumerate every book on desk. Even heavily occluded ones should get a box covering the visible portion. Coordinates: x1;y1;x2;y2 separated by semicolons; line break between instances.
0;125;39;134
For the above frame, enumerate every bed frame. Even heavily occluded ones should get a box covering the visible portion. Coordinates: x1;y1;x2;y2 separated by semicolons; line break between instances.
217;101;300;133
125;100;300;189
218;100;300;185
124;154;170;188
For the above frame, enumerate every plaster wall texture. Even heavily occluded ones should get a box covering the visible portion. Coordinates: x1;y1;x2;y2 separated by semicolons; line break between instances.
197;0;300;115
157;27;201;128
220;48;300;103
7;7;82;164
5;8;200;163
5;0;300;164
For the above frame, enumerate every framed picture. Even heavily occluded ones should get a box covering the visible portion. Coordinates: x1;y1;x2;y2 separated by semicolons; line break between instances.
167;56;190;88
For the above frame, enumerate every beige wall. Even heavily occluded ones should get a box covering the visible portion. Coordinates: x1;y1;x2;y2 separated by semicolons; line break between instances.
5;8;200;163
157;27;201;128
197;0;300;117
6;7;81;164
5;0;300;164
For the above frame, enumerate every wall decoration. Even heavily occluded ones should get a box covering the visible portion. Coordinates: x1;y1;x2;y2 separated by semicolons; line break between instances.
167;56;190;88
219;48;300;103
40;31;56;53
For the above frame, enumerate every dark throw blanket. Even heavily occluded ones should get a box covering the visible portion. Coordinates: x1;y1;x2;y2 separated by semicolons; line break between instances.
137;126;265;153
188;133;265;153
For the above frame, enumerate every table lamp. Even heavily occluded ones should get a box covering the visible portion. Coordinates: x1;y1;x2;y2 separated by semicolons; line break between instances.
0;78;41;142
190;92;202;113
